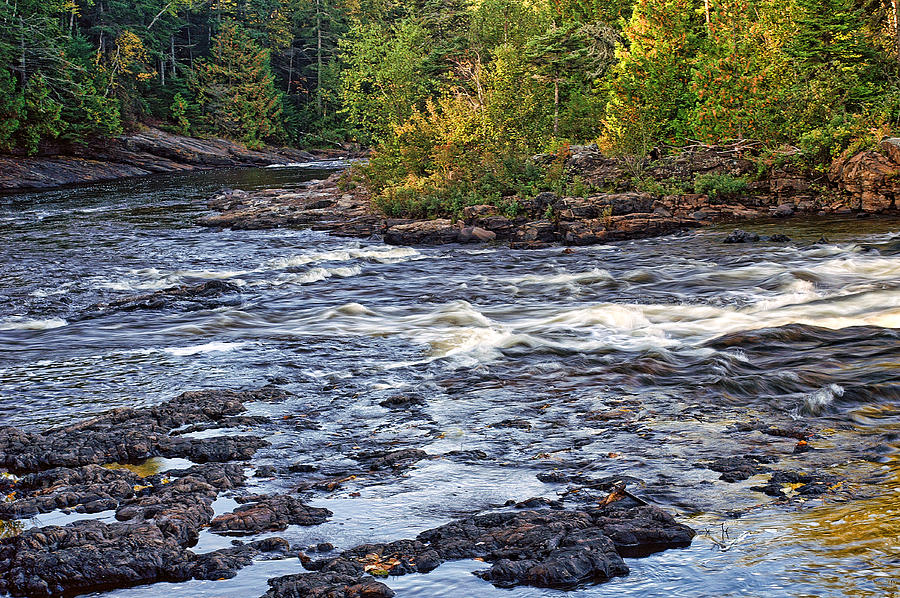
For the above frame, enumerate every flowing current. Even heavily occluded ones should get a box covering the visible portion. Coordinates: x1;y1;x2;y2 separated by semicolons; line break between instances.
1;166;899;597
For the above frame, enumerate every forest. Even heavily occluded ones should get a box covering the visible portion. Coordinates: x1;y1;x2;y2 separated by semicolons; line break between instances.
1;0;899;214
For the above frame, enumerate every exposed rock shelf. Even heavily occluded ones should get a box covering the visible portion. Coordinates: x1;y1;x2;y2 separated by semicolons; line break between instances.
0;128;350;192
198;140;900;247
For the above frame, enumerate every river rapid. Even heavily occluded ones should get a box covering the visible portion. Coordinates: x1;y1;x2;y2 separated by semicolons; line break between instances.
1;166;899;597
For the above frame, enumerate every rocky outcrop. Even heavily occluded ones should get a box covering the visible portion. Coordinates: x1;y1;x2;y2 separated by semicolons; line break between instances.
0;128;350;192
0;388;326;597
200;140;900;249
829;139;900;212
301;505;694;590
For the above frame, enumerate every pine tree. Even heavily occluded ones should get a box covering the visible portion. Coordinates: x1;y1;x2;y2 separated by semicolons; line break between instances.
603;0;705;149
194;20;285;147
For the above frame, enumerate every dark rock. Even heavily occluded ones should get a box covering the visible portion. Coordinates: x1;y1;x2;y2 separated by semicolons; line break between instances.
304;506;694;590
749;470;841;498
378;394;426;409
723;229;760;243
255;465;278;477
695;455;779;483
537;471;569;483
209;495;332;535
289;462;320;473
767;234;791;242
0;388;282;473
489;418;533;430
0;465;140;520
356;449;429;471
79;280;241;320
0;520;192;597
263;571;395;598
192;537;291;580
444;449;489;462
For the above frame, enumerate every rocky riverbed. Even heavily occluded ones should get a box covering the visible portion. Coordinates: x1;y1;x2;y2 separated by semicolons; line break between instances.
1;165;899;598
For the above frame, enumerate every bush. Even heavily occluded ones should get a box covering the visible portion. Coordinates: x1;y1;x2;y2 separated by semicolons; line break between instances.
693;172;748;197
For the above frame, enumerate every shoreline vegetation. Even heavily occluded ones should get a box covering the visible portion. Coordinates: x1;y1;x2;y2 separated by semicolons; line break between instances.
199;137;900;247
2;0;899;212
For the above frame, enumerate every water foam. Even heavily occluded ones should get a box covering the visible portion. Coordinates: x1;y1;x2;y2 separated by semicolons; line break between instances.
0;317;68;331
162;341;248;356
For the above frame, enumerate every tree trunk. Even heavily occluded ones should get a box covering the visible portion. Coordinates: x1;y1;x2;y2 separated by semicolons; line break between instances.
893;0;900;61
704;0;710;29
160;56;165;85
286;46;293;93
170;35;176;79
19;17;25;84
553;78;559;136
316;0;323;117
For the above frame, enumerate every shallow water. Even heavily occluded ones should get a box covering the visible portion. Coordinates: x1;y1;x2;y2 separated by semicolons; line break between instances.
1;168;899;597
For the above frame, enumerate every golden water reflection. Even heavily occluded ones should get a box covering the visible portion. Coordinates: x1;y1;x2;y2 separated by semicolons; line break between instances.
778;457;900;597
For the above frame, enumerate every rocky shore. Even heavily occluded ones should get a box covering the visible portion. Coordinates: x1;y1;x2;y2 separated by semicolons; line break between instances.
0;386;697;597
199;138;900;247
0;128;355;193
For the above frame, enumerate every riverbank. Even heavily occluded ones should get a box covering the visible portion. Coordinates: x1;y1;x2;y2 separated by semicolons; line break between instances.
2;178;899;596
0;128;359;193
199;139;900;247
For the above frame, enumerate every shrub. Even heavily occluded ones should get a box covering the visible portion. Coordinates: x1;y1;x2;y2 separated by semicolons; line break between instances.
693;172;748;197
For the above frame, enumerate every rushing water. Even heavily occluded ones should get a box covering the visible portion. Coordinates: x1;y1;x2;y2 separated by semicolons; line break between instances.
1;167;899;597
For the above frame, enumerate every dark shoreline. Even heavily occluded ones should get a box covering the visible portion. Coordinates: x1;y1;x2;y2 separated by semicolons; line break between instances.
0;128;358;194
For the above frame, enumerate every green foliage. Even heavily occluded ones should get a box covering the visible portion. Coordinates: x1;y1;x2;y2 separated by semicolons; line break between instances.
633;176;687;196
693;172;748;197
194;21;285;148
603;0;703;147
339;19;433;144
797;113;888;163
170;93;192;136
0;0;896;169
0;70;23;151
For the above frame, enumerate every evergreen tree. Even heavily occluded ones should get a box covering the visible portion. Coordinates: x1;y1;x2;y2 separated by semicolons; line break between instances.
604;0;704;149
194;20;285;147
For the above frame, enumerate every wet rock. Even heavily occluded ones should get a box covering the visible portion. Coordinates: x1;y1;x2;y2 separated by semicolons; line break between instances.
749;470;841;498
115;473;218;545
695;455;779;482
192;537;292;580
537;471;570;483
378;394;426;409
489;418;533;430
357;448;429;471
722;229;760;243
444;449;489;462
263;571;395;598
0;388;282;473
0;520;192;597
209;494;331;535
303;505;693;590
0;465;140;519
507;496;563;509
80;280;241;320
767;233;791;242
772;203;795;218
255;465;278;477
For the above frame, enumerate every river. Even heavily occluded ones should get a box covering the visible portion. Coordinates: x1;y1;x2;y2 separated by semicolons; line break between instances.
1;166;899;597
